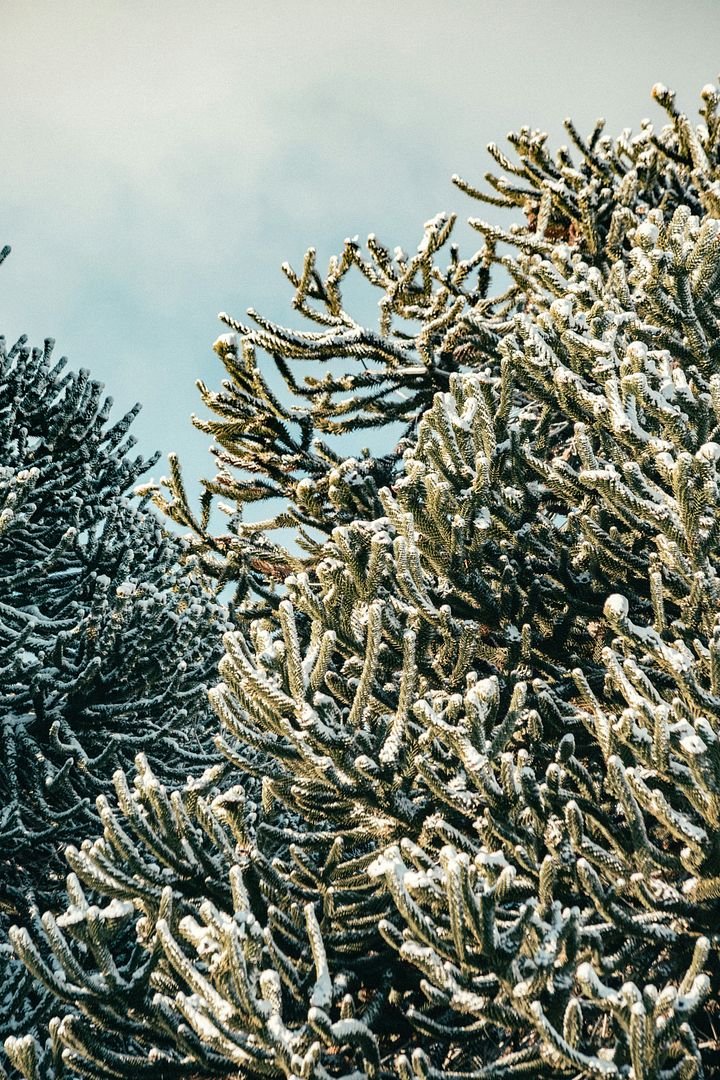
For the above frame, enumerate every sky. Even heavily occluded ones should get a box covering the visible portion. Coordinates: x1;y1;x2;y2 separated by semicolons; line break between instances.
2;0;719;507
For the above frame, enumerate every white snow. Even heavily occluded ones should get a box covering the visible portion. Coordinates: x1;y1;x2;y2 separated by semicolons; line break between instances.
680;734;708;756
698;442;720;463
635;220;659;247
604;594;629;620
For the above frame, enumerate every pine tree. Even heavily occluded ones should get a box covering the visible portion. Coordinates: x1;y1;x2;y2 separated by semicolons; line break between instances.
9;80;720;1078
0;277;227;1051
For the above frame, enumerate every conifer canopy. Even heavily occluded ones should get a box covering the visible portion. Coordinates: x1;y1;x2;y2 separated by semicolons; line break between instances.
6;80;720;1080
0;285;226;1048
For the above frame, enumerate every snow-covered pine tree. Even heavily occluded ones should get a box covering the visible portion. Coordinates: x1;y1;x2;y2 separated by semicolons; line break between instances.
9;81;720;1078
0;282;227;1050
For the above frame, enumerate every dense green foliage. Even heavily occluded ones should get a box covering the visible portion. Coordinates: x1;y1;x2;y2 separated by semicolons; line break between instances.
0;292;226;1048
6;81;720;1078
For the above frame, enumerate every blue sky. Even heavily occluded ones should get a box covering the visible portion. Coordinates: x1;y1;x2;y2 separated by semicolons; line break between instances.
2;0;719;505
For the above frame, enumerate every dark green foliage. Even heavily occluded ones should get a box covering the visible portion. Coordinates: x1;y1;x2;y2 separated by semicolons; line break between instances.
9;81;720;1079
0;308;227;1048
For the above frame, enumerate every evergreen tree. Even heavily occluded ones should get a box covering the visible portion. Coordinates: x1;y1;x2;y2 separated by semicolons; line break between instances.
9;81;720;1078
0;275;227;1049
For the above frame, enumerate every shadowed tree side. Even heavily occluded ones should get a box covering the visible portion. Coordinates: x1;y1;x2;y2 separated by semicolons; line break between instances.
0;274;228;1052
